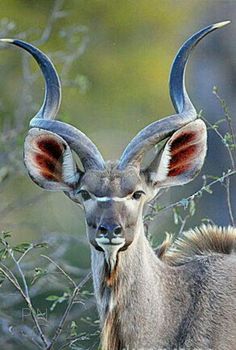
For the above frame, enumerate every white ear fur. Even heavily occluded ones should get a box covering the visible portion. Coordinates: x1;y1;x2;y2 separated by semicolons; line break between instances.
24;128;80;191
147;119;207;187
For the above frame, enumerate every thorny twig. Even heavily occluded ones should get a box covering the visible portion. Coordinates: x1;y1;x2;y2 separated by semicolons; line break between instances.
213;87;236;163
7;243;49;348
46;272;92;350
202;115;235;226
202;115;235;171
0;238;92;350
203;88;236;226
0;258;49;348
145;169;236;223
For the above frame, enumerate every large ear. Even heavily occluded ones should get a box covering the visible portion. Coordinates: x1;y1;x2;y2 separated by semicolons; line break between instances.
24;129;81;191
145;119;207;188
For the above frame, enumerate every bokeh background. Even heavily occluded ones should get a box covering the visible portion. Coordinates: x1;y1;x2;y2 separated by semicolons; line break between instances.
0;1;235;349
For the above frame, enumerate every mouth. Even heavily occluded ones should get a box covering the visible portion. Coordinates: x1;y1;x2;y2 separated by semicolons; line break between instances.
95;236;125;246
95;237;125;271
101;242;122;246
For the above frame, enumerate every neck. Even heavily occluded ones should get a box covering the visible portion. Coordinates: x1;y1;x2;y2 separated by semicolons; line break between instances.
90;224;167;350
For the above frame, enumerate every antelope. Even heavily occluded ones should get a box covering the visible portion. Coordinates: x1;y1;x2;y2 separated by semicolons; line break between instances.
1;21;236;350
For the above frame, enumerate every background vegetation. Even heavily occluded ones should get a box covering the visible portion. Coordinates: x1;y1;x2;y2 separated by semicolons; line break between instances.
0;1;235;349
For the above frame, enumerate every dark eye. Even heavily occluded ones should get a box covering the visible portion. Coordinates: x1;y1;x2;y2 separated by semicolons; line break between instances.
79;190;91;201
132;191;145;200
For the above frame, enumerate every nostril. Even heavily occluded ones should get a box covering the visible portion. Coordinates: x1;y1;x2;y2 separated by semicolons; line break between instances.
98;225;108;236
114;226;122;236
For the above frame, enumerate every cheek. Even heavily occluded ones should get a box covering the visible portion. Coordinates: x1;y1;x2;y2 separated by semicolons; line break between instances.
83;201;98;224
86;226;103;252
86;224;96;241
122;200;144;228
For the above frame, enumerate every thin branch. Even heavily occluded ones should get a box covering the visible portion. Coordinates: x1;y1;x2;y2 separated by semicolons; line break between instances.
0;265;25;298
202;116;235;170
225;177;235;226
17;244;34;264
163;170;236;213
0;265;48;348
34;0;65;46
0;261;21;287
213;87;236;160
9;248;31;300
41;254;77;288
178;215;190;236
46;272;92;350
8;248;49;348
145;169;236;222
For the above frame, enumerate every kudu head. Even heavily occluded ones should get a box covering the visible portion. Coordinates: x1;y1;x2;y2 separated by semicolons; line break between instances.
0;21;229;269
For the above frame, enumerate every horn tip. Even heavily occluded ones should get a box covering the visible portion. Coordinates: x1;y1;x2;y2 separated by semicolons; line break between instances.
212;20;231;29
0;38;14;43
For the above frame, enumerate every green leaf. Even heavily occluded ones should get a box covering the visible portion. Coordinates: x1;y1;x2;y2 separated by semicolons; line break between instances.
31;267;47;285
212;86;218;94
0;248;9;260
154;204;164;212
2;232;11;239
204;186;213;194
46;295;60;301
173;208;179;225
0;166;9;183
47;292;69;311
13;242;32;253
33;242;48;249
70;320;78;337
189;199;196;216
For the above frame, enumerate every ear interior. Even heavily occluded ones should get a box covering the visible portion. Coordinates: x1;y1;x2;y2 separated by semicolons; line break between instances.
146;119;207;187
24;129;80;191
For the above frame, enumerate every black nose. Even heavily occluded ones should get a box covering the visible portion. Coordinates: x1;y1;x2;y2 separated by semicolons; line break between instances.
97;223;122;239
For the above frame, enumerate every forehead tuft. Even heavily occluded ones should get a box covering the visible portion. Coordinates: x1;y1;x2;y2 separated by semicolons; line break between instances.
81;163;141;197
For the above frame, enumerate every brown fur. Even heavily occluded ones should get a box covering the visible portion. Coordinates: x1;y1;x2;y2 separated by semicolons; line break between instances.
104;262;119;288
100;261;124;350
101;307;123;350
159;224;236;265
155;232;174;259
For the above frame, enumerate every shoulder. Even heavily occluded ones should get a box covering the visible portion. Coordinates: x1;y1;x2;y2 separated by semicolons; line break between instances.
156;224;236;266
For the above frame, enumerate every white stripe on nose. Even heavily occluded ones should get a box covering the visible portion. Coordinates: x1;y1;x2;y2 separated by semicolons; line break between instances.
95;196;128;202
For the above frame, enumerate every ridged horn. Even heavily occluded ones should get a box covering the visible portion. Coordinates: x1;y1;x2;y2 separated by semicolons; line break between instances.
0;38;105;170
118;21;230;169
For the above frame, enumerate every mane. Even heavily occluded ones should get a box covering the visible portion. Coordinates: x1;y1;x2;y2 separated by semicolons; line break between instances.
157;224;236;266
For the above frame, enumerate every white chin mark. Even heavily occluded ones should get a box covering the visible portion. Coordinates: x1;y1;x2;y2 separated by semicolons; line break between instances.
95;237;125;271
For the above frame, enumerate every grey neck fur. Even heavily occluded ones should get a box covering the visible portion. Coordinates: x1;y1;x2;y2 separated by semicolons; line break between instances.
91;222;236;350
91;222;184;349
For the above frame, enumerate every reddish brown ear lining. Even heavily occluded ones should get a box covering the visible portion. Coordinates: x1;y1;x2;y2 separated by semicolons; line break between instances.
169;145;197;167
40;170;61;182
24;129;80;190
168;165;190;177
31;136;65;182
33;153;63;181
167;132;204;177
37;137;64;159
170;132;196;155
